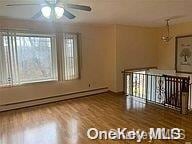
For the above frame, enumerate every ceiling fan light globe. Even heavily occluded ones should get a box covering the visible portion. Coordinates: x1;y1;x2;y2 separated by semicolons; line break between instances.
55;7;64;19
41;6;51;19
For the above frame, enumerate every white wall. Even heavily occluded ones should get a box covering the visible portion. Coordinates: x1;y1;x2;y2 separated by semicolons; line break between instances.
115;25;158;92
0;18;111;105
0;18;161;105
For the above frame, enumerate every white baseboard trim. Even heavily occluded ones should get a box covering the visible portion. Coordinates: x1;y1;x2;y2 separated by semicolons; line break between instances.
0;87;108;112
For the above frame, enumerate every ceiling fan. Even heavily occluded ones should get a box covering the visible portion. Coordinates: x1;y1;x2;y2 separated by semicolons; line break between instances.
5;0;92;20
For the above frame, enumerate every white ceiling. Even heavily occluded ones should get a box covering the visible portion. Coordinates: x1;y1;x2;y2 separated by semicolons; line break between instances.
0;0;192;27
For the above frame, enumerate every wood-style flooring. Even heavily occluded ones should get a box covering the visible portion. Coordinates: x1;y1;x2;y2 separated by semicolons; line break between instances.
0;92;192;144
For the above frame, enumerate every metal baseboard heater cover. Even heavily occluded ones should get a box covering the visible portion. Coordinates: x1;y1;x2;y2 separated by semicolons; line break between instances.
0;87;108;112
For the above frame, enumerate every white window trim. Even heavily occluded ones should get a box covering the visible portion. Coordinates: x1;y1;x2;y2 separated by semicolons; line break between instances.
0;30;58;87
0;30;81;88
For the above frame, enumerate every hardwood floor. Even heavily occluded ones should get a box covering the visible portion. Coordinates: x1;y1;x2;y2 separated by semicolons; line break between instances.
0;92;192;144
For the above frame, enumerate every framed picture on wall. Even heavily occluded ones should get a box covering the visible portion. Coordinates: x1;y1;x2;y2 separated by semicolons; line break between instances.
176;35;192;73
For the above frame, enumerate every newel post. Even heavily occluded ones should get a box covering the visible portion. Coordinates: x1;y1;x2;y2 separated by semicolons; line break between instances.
181;77;190;115
129;72;133;96
123;70;127;95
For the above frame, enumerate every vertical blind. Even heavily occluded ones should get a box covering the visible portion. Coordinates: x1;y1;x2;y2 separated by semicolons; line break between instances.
0;30;80;87
0;32;11;87
0;31;57;87
63;33;79;80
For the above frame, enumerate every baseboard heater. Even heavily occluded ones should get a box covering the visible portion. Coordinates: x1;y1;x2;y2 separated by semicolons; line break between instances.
0;87;108;112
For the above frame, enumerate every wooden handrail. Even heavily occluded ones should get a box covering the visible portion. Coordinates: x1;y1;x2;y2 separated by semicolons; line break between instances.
122;66;157;73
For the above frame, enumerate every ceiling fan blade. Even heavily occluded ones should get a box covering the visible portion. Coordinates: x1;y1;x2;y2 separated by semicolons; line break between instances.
67;4;92;11
32;11;42;20
64;9;76;19
6;4;40;7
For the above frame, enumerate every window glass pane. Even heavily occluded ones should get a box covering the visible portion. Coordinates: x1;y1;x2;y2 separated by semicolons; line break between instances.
16;36;54;82
0;32;57;86
0;35;10;86
63;34;79;80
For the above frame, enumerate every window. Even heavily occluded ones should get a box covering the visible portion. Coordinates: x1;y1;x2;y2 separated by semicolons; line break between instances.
63;33;79;80
0;31;57;86
0;31;80;87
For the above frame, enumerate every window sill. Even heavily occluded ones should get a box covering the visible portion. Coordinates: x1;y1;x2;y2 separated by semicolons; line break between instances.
0;78;82;89
0;79;58;89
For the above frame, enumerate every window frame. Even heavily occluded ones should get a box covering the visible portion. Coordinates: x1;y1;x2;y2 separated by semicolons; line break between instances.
62;33;80;81
0;31;58;87
0;30;81;88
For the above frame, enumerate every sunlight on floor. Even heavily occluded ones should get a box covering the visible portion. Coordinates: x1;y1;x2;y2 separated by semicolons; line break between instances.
126;96;146;110
1;122;58;144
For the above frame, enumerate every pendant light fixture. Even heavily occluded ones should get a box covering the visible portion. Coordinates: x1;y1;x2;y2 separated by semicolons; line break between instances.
161;19;172;42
